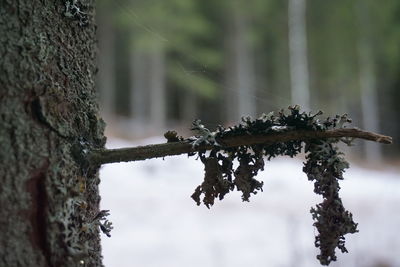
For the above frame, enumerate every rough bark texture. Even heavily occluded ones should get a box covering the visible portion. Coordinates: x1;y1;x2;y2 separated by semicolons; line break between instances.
97;6;116;118
0;1;106;266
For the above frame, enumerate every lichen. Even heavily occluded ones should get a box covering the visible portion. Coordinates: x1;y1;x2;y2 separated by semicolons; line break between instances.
189;106;357;265
63;0;91;26
304;140;358;265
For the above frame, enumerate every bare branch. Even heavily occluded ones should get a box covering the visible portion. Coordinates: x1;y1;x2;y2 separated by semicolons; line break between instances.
89;128;392;166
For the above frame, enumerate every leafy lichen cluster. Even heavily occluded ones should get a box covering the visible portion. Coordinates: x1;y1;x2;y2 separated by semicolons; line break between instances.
63;0;90;26
190;106;358;265
49;140;111;265
304;141;358;265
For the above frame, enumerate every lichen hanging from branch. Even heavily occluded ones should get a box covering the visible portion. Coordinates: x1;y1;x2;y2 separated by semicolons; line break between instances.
88;119;391;166
184;107;361;265
87;106;392;266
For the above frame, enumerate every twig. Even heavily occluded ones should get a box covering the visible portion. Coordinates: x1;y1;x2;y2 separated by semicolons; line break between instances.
89;128;392;165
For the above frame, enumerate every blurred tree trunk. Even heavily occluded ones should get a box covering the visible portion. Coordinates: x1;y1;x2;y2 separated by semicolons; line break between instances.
130;44;166;134
182;90;198;124
0;1;105;266
357;1;382;162
131;48;149;133
288;0;310;110
225;4;257;122
97;5;116;119
148;44;167;131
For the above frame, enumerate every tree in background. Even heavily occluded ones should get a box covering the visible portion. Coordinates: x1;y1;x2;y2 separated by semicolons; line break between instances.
223;0;257;122
97;0;400;159
110;0;220;133
288;0;311;110
356;0;382;162
362;0;400;156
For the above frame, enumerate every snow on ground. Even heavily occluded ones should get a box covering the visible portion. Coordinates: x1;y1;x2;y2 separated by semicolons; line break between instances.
100;138;400;267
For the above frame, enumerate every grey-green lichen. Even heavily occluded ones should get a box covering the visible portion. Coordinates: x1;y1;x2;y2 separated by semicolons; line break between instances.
63;0;91;26
190;106;358;265
1;1;106;266
304;140;358;265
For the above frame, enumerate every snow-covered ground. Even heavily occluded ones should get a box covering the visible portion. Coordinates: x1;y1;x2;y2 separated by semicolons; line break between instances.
100;138;400;267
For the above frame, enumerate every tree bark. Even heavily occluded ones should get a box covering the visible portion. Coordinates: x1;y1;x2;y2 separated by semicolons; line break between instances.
97;6;116;119
0;1;105;266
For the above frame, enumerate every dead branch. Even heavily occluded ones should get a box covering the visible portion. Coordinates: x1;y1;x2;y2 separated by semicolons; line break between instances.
88;128;392;166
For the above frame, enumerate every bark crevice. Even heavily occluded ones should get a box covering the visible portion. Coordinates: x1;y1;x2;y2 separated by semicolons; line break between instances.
25;161;51;267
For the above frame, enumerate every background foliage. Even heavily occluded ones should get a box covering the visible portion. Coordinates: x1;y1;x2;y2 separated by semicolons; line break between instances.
96;0;400;161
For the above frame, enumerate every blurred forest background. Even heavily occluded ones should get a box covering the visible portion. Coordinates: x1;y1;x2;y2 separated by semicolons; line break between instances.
96;1;400;266
95;0;400;163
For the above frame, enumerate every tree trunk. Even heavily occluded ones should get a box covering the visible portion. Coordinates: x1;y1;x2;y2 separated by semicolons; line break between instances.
130;43;166;135
0;1;106;266
130;47;149;135
148;44;166;131
224;5;257;122
288;0;310;110
182;89;198;124
357;1;382;163
97;6;116;119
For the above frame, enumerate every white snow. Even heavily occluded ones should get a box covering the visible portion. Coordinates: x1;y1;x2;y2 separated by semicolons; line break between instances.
100;138;400;267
